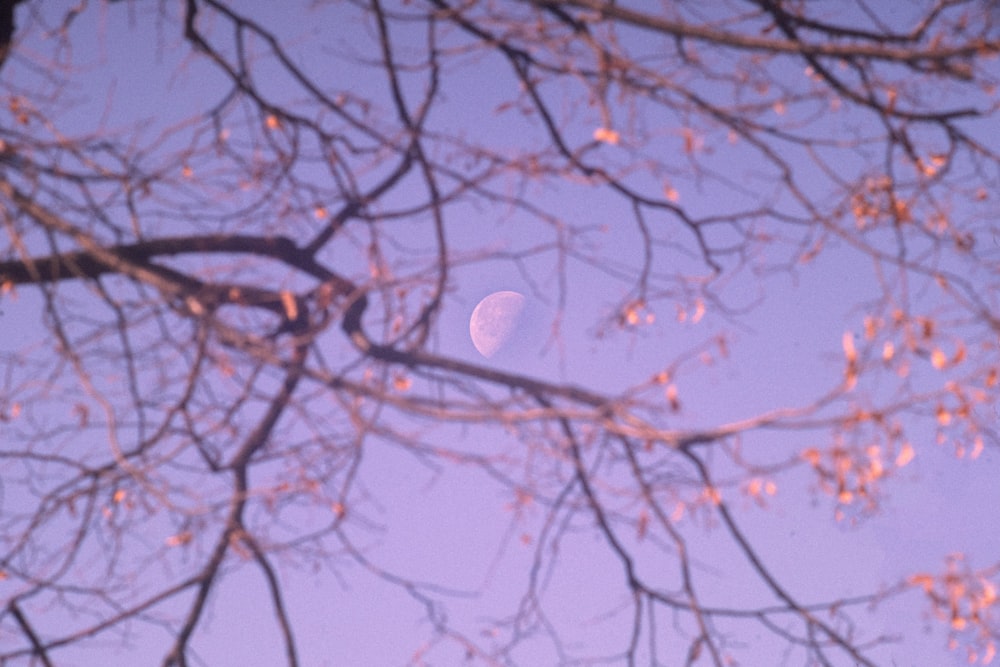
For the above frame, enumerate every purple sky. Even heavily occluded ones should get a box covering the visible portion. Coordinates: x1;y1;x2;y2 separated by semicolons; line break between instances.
1;2;999;666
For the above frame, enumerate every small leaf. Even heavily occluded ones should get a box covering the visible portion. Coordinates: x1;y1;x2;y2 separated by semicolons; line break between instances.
842;332;857;362
908;573;935;592
622;300;644;326
981;580;997;606
896;443;915;467
886;87;898;110
665;384;680;412
593;127;620;144
952;341;966;365
936;405;952;426
863;316;878;340
166;531;193;547
845;367;858;390
971;437;984;460
802;448;821;466
691;299;705;323
280;291;299;321
682;128;695;153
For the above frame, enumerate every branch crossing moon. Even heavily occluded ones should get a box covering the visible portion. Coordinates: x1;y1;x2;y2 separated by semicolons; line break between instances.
469;291;526;358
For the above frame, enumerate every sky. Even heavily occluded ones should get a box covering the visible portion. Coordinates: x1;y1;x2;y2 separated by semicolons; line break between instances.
1;2;999;666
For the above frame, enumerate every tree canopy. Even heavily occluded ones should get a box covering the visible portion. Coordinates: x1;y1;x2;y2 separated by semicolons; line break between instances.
1;1;999;665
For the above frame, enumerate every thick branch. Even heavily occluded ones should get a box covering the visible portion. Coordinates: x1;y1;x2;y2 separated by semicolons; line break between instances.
8;601;54;667
0;234;304;285
540;0;999;66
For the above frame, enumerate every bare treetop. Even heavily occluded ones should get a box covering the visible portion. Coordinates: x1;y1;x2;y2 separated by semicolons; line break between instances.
1;1;998;665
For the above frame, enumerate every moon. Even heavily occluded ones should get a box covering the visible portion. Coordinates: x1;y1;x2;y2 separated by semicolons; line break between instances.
469;291;526;358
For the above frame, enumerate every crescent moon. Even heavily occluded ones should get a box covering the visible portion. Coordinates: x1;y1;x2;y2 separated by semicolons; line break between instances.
469;291;526;358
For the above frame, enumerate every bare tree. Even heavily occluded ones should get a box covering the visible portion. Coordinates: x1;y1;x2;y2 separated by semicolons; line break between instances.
1;1;998;665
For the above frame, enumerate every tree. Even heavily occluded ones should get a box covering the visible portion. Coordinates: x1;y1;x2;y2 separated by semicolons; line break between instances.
1;1;998;664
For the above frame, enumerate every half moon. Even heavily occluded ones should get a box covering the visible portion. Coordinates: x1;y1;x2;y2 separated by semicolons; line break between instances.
469;291;526;358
